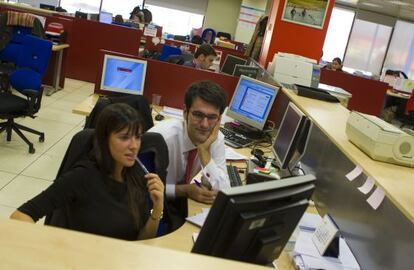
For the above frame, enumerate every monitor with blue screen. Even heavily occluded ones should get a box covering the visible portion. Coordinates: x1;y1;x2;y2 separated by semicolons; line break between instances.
226;75;278;130
100;54;147;95
99;11;113;24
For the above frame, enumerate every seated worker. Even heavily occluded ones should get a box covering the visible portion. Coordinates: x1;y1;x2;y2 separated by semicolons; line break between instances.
324;57;343;71
148;81;230;222
10;104;164;241
129;6;145;24
183;44;217;70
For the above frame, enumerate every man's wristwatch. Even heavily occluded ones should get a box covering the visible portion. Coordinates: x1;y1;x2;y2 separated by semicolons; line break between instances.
150;209;163;221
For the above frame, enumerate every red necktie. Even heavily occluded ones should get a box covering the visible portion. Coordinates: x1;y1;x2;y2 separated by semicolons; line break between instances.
184;149;198;184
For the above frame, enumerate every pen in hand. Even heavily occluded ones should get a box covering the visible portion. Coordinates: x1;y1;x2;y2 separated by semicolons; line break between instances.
135;157;150;175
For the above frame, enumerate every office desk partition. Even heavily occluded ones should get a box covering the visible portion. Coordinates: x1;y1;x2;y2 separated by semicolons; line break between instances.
94;50;240;110
280;87;414;270
320;69;388;116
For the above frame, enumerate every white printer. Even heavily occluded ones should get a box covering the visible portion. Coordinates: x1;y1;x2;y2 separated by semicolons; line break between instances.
346;111;414;168
273;52;320;88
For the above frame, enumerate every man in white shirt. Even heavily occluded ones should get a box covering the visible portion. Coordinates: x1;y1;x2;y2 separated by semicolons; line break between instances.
149;81;230;215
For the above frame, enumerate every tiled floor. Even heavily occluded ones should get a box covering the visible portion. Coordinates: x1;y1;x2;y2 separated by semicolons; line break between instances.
0;78;94;219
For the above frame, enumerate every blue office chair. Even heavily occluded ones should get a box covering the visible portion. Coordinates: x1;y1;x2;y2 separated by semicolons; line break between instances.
0;35;52;153
159;45;182;61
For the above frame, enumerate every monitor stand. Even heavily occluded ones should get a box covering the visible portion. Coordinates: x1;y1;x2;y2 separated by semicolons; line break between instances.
224;121;265;140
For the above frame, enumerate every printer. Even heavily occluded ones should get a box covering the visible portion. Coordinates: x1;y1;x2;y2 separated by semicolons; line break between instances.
346;111;414;168
273;52;320;88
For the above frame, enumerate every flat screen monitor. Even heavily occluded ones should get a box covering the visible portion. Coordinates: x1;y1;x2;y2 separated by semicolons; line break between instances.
272;102;308;169
233;64;259;79
75;11;87;19
100;54;147;95
192;174;316;265
221;54;247;75
39;3;55;10
226;75;278;130
99;11;113;24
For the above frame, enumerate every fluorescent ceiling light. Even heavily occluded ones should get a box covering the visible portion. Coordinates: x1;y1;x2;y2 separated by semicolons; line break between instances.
389;0;411;6
361;2;382;8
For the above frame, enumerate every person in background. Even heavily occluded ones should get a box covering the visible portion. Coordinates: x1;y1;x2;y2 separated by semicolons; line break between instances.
183;44;217;70
114;14;124;24
331;57;343;71
130;6;145;24
148;81;230;224
10;104;164;241
142;9;152;24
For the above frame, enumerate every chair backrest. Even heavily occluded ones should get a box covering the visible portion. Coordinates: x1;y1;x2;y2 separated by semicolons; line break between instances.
45;129;173;233
159;45;182;61
84;95;154;131
17;34;52;75
201;28;216;44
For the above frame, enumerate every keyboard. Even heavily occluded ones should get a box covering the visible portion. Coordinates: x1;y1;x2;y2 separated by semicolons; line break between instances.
220;127;254;148
227;165;243;187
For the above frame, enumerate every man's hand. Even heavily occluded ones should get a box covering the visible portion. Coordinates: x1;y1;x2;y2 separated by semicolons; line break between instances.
176;184;217;204
197;120;221;166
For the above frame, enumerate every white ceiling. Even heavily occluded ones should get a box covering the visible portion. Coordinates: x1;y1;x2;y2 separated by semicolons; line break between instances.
336;0;414;22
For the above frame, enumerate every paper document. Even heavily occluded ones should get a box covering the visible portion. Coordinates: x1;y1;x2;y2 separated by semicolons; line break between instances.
192;232;199;243
298;213;322;231
186;208;210;227
366;186;385;210
161;106;183;119
357;177;375;195
225;146;247;160
345;166;363;181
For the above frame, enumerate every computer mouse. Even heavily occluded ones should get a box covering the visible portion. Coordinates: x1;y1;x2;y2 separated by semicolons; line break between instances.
250;149;264;156
155;114;164;121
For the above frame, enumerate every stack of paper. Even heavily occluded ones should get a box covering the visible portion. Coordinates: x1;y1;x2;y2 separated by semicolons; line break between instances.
160;106;183;119
185;208;210;227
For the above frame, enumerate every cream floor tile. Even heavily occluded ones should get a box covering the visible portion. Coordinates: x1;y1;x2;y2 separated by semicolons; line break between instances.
0;204;15;218
48;99;81;111
36;107;84;126
61;124;84;143
0;175;51;207
0;171;16;189
64;78;87;89
0;147;41;174
40;94;60;107
60;92;92;103
46;139;70;158
21;154;63;181
18;117;76;139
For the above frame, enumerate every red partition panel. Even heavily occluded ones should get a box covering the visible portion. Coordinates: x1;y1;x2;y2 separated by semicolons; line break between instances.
66;19;142;82
320;69;388;116
94;50;238;108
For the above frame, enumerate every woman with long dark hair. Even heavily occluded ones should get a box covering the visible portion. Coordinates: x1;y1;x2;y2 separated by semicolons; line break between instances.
10;103;164;240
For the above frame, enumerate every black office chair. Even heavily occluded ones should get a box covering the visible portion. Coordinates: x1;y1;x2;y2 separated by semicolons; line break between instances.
85;95;154;131
44;129;179;234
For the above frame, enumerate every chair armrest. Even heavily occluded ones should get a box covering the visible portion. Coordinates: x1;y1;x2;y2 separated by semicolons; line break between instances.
21;89;42;115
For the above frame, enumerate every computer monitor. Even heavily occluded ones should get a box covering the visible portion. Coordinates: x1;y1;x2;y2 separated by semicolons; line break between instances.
39;4;55;11
99;11;113;24
192;174;316;265
221;54;247;75
226;75;278;131
75;11;87;19
272;102;309;169
233;64;260;79
100;54;147;95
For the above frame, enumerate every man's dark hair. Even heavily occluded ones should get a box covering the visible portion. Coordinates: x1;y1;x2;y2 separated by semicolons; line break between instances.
185;81;227;114
194;44;217;59
333;57;342;65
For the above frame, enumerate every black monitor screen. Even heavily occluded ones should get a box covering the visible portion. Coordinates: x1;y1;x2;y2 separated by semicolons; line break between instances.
192;174;316;265
233;64;259;79
272;102;306;169
221;54;247;75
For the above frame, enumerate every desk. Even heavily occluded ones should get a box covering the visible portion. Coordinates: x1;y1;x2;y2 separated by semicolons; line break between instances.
46;44;70;96
281;87;414;269
386;89;411;100
72;93;99;116
0;217;271;269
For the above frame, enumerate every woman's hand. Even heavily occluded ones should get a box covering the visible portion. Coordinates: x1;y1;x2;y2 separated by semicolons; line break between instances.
145;173;164;215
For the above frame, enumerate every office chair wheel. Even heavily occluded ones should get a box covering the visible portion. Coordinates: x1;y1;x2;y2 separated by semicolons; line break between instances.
39;134;45;143
29;146;35;154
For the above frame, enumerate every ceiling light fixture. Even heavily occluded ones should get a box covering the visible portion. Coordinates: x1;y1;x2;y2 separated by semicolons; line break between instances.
389;0;411;6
